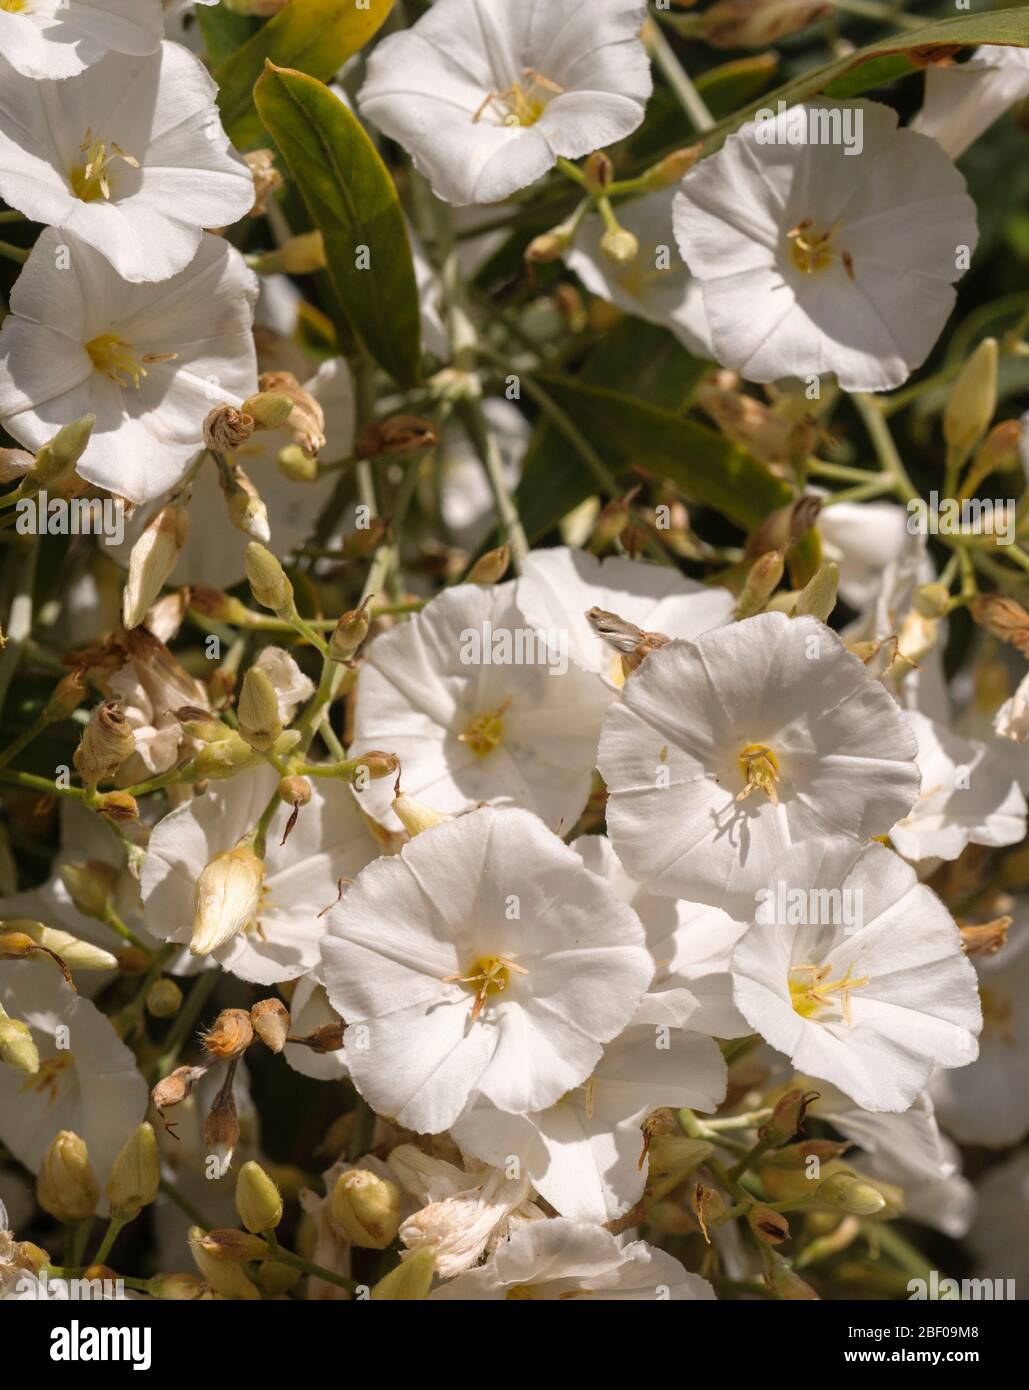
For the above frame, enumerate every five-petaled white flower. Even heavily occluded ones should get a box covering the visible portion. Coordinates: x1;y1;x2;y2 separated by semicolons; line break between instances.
0;229;258;504
0;41;254;284
673;100;977;391
320;807;654;1134
358;0;652;206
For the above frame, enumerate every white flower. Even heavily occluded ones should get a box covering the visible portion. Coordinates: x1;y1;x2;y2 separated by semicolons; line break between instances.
565;189;712;355
429;1218;715;1300
0;230;258;505
673;100;977;391
387;1143;545;1279
930;922;1029;1147
730;837;981;1112
0;42;253;285
452;1022;725;1224
283;976;348;1082
0;960;148;1199
251;646;314;723
597;611;920;915
572;833;750;1038
348;581;611;834
320;807;654;1134
0;0;162;81
816;500;914;612
358;0;652;206
969;1148;1029;1288
889;710;1026;862
141;767;378;985
911;46;1029;160
995;671;1029;743
515;545;734;692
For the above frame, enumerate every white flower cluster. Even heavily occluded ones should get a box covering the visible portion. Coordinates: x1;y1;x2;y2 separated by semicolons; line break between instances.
1;0;1028;1308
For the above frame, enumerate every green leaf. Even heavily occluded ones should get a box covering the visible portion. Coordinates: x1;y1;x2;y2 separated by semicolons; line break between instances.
255;63;421;387
516;365;791;538
695;53;781;117
703;8;1029;152
195;5;259;67
216;0;394;147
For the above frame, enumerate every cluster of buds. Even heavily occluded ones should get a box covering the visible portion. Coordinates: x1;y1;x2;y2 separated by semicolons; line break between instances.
0;916;119;986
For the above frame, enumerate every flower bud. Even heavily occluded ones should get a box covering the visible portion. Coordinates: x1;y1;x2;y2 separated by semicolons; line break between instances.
188;1226;261;1300
371;1246;436;1301
328;597;372;665
202;1008;255;1061
204;405;254;454
250;998;290;1054
122;502;189;630
146;978;183;1018
290;1020;346;1053
236;667;283;753
107;1123;160;1220
37;1131;99;1222
640;144;702;190
278;775;311;809
355;415;438;460
241;392;295;432
971;594;1029;657
245;542;294;617
258;1261;303;1297
42;668;88;724
747;1204;790;1246
203;1090;240;1172
746;494;822;560
525;226;574;265
277;444;319;482
815;1171;886;1215
792;561;839;623
331;1169;402;1248
146;1273;208;1301
702;0;831;48
189;585;256;626
58;860;117;921
646;1135;715;1182
186;732;264;782
465;545;510;585
252;231;326;276
758;1088;819;1147
590;493;635;554
600;227;639;265
736;549;784;618
31;415;96;492
94;790;139;823
583;151;614;195
244;148;282;216
944;338;997;455
152;1063;208;1115
190;844;265;957
762;1247;819;1300
0;1004;39;1075
236;1161;284;1233
5;920;117;973
226;483;271;546
200;1229;270;1262
763;1138;850;1169
912;581;951;620
348;750;400;784
259;370;325;456
73;701;136;786
392;783;452;838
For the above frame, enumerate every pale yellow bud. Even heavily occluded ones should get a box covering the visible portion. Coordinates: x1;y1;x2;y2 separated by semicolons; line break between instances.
793;561;839;623
227;485;271;546
328;596;372;665
600;227;639;265
815;1171;886;1215
37;1131;99;1222
107;1123;160;1220
6;919;118;972
0;1005;39;1076
237;667;283;753
465;545;510;585
241;392;295;432
146;1273;208;1300
639;144;702;190
190;843;265;956
236;1161;284;1234
146;978;182;1018
736;549;784;619
200;1229;271;1262
122;503;189;629
944;338;998;454
331;1169;402;1248
524;227;573;265
371;1246;436;1300
277;444;319;482
392;785;452;838
245;542;294;617
252;231;326;276
188;1226;261;1300
31;415;96;492
58;860;118;921
259;370;325;456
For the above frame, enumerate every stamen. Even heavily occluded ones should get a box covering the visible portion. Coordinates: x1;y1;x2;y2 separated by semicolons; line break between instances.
789;962;869;1026
70;130;140;203
473;69;563;128
737;743;780;805
85;333;176;389
444;953;527;1022
19;1053;73;1105
459;697;511;758
787;219;853;278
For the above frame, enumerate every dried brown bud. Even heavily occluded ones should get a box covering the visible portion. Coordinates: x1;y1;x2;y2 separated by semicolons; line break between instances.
747;1204;790;1246
204;405;254;454
972;594;1029;657
746;494;822;561
73;701;136;786
355;415;438;460
585;606;671;677
202;1008;255;1061
960;916;1012;956
278;775;312;808
203;1090;240;1170
329;595;372;665
244;149;283;216
251;998;290;1054
289;1021;345;1054
42;668;88;724
199;1229;270;1263
702;0;831;49
258;371;325;456
152;1064;209;1115
583;151;614;194
759;1089;819;1147
94;790;140;822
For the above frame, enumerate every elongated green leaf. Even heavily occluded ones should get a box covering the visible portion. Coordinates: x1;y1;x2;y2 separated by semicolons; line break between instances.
703;8;1029;152
195;6;258;67
217;0;394;146
517;373;791;536
255;63;421;386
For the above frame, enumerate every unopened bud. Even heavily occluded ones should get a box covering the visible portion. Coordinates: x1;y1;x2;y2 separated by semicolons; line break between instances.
944;338;997;454
971;594;1029;657
975;418;1021;474
645;1136;714;1198
123;503;189;629
764;1139;850;1169
590;493;635;554
329;596;372;664
146;978;183;1018
237;667;283;752
640;144;702;190
703;0;831;48
278;775;311;808
202;1008;255;1060
42;668;88;724
331;1168;402;1248
37;1131;99;1222
191;844;265;957
189;585;256;625
107;1123;160;1220
200;1229;270;1262
759;1088;819;1148
146;1273;208;1300
188;1226;261;1300
253;231;326;276
736;549;784;618
277;444;319;482
371;1246;436;1301
747;1204;790;1246
31;415;96;491
815;1171;886;1215
465;545;510;585
5;920;117;973
392;782;452;838
913;581;951;620
236;1161;283;1233
73;701;136;786
241;392;295;432
525;227;573;265
204;405;254;454
289;1021;345;1053
356;415;438;461
691;1182;729;1242
58;860;117;921
600;227;639;265
250;998;291;1054
349;750;400;784
227;484;271;546
245;542;294;617
258;1261;302;1296
203;1092;240;1172
746;494;822;560
259;371;325;456
762;1247;819;1300
583;151;614;194
0;1005;39;1075
793;561;839;623
152;1064;208;1115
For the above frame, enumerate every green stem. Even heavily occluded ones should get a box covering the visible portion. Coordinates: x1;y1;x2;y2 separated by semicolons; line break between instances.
0;239;28;265
264;1232;356;1293
457;396;530;570
93;1216;128;1266
151;969;220;1081
647;18;714;132
0;535;38;716
852;392;918;503
158;1176;214;1231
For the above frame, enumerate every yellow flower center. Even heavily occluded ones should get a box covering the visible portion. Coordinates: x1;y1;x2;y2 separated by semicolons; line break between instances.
445;953;527;1022
789;962;869;1026
459;698;510;758
737;743;780;805
85;333;177;389
473;69;563;128
69;130;140;203
0;0;27;12
19;1053;73;1105
787;219;854;279
980;986;1014;1044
